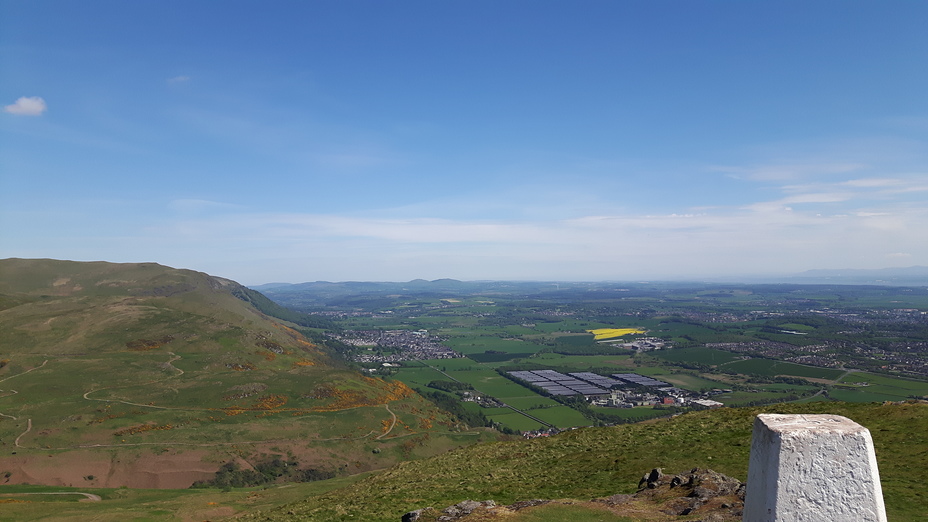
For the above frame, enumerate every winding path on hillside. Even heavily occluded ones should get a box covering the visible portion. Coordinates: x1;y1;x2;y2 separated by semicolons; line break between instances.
14;418;32;448
164;352;184;376
81;389;202;411
375;404;398;439
81;353;195;410
0;359;48;384
0;389;18;420
1;360;49;434
1;491;101;502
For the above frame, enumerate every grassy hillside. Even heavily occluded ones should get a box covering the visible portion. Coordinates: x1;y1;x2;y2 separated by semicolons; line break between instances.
241;401;927;522
0;259;495;489
1;402;921;521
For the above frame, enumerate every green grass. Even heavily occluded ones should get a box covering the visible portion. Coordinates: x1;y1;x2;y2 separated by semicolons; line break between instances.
827;388;906;403
650;346;742;365
837;371;928;399
652;372;728;392
445;336;539;355
502;396;560;410
240;402;928;522
523;406;591;428
589;405;670;422
721;358;845;380
505;503;636;521
0;474;373;521
777;323;816;332
0;260;497;496
531;353;634;368
713;390;795;407
484;412;547;431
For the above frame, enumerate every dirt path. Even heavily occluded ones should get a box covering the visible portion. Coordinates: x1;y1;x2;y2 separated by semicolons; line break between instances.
376;404;398;439
1;360;48;423
14;418;32;447
835;367;857;382
81;388;204;411
0;389;19;420
0;359;48;383
1;491;101;502
164;352;184;376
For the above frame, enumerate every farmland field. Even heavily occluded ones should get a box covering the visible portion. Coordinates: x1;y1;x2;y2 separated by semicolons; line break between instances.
649;347;743;366
721;359;845;380
277;279;928;433
587;327;646;340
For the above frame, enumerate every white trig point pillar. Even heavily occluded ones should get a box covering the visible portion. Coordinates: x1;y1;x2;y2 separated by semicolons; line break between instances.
744;414;887;521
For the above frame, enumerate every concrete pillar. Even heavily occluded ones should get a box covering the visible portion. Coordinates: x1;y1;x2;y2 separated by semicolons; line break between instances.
744;414;887;522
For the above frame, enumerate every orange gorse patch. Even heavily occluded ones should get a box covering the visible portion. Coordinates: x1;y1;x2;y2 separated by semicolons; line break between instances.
252;394;288;410
114;423;175;436
256;350;277;361
126;335;174;351
272;322;320;350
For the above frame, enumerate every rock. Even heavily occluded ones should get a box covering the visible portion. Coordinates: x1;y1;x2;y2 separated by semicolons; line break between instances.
401;507;434;522
638;467;664;488
506;499;549;510
634;467;745;520
405;500;497;521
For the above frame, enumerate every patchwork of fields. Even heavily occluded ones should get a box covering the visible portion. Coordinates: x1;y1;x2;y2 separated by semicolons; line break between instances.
341;293;928;431
386;343;928;431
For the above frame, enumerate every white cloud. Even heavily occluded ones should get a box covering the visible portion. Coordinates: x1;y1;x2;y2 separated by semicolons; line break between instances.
842;178;902;188
3;96;47;116
167;76;190;83
127;193;927;282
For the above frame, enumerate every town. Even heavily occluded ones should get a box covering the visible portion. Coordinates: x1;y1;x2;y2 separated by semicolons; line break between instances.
327;329;464;363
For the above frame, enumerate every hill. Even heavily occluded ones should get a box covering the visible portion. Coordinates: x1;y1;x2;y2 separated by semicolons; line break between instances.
0;259;495;489
241;401;926;522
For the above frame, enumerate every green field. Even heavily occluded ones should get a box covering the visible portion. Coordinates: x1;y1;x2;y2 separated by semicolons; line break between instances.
721;358;845;380
650;347;742;365
589;405;671;422
827;388;904;403
837;371;928;399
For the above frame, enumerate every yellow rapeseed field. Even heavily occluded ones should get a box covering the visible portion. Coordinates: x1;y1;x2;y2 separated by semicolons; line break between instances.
587;327;646;340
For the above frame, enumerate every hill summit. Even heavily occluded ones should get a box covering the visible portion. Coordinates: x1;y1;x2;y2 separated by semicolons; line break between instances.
0;259;486;488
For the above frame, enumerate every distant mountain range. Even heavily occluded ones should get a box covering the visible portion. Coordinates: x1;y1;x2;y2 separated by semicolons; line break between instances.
252;266;928;292
758;266;928;285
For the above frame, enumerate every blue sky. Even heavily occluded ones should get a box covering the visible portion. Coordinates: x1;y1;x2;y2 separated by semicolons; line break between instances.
2;1;927;284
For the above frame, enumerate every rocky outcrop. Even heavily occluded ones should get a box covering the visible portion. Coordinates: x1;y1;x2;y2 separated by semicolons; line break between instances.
617;467;745;519
401;500;501;522
402;467;744;521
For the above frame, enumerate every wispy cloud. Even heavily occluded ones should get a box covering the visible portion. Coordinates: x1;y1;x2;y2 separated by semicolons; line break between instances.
168;199;245;214
167;75;190;83
3;96;47;116
128;189;928;282
711;162;867;181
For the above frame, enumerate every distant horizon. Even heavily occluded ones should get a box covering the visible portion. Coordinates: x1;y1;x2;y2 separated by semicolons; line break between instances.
248;265;928;287
3;3;926;285
5;256;927;288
